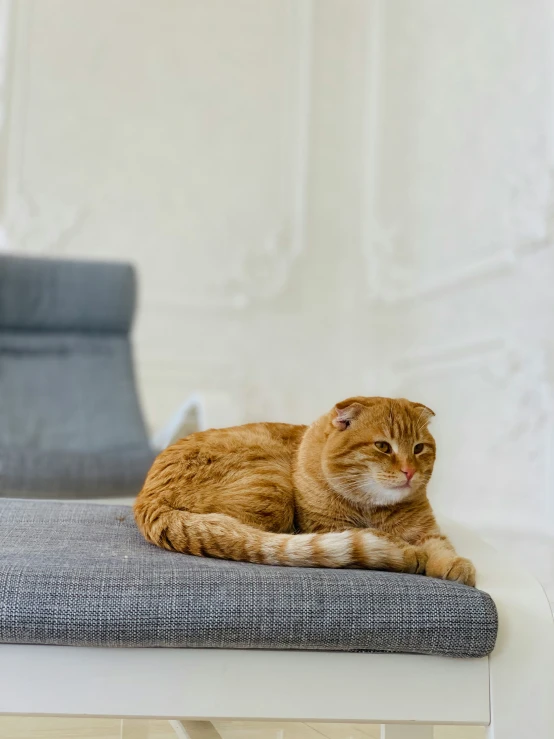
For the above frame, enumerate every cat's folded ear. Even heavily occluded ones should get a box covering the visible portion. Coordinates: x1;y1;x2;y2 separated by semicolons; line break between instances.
411;402;435;424
332;400;364;430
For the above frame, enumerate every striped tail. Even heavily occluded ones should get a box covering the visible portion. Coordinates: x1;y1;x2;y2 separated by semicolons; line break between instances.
133;503;427;573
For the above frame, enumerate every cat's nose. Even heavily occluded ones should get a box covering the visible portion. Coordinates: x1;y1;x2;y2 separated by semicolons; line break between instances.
401;468;415;482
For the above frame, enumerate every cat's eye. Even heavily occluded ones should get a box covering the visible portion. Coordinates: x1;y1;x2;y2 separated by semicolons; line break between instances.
414;443;424;455
375;441;392;454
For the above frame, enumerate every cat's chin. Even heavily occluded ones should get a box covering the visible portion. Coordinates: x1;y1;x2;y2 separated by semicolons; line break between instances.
364;481;414;507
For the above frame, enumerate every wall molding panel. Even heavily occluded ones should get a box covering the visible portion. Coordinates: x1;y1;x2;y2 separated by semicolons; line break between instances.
362;0;554;304
1;0;314;311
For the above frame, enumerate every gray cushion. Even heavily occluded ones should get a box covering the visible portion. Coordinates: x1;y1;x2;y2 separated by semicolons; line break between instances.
0;499;498;657
0;333;150;453
0;449;154;498
0;256;153;498
0;255;135;332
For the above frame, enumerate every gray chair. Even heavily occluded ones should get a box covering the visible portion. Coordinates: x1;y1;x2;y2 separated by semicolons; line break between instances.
0;255;155;499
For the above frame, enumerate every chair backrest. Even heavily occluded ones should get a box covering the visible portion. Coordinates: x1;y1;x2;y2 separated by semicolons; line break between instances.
0;256;151;456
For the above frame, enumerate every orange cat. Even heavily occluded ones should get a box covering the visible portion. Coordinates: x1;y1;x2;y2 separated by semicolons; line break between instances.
134;396;476;586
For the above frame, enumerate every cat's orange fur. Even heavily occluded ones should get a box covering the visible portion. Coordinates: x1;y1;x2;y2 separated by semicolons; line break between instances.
134;396;476;586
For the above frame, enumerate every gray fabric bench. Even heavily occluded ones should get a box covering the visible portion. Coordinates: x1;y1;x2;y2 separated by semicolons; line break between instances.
0;256;154;498
0;498;498;658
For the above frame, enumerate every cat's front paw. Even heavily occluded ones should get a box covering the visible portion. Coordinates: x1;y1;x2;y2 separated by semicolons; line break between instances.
402;545;428;575
445;557;476;587
426;554;476;587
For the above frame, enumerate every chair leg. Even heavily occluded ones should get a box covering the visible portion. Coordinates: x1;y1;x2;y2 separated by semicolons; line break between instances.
380;726;433;738
170;721;223;739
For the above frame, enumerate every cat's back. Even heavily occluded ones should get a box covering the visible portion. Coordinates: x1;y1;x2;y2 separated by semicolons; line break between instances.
177;421;307;456
139;421;308;513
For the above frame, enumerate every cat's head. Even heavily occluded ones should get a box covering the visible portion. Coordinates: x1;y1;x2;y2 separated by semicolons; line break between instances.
322;396;436;507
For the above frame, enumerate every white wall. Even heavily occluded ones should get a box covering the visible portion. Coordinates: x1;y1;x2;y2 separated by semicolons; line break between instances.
0;0;552;593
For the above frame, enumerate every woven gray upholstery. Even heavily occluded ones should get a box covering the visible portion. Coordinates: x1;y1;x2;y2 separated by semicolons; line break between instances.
0;499;498;657
0;256;135;332
0;449;154;498
0;256;153;498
